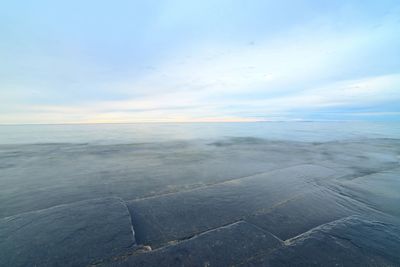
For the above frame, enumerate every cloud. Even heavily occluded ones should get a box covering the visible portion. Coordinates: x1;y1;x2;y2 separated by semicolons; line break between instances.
1;1;399;123
3;72;398;124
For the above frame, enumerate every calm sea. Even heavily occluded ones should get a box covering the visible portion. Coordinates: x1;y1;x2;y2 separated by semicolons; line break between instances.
0;121;399;145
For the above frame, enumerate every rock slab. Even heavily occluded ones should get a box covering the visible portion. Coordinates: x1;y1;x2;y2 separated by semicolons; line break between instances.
105;221;283;267
0;197;135;267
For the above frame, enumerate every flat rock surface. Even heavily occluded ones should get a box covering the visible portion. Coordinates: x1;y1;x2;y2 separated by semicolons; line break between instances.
127;164;338;247
331;167;400;217
245;187;367;240
0;197;135;267
101;216;400;267
1;137;400;266
244;216;400;266
102;221;283;267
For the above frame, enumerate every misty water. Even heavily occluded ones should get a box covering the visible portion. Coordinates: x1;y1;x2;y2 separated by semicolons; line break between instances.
1;122;400;266
1;121;400;145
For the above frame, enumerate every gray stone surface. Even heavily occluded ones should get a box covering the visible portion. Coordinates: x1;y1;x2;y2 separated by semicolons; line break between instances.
243;216;400;266
1;137;400;266
127;164;337;247
101;216;400;267
1;138;398;219
103;221;283;267
0;197;135;267
245;188;363;240
0;140;307;218
332;167;400;217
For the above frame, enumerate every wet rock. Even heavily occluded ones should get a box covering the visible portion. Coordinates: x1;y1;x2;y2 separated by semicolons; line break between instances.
103;221;283;267
127;164;337;247
0;140;306;218
334;167;400;217
0;197;135;267
244;216;400;266
246;188;368;240
0;138;399;266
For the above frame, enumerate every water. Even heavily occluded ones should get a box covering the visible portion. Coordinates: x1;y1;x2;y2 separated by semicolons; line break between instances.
1;121;400;145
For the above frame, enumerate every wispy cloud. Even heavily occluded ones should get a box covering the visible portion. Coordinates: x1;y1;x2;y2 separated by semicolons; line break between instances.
1;0;399;123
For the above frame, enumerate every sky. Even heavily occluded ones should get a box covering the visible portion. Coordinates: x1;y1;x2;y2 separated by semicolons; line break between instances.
1;0;400;124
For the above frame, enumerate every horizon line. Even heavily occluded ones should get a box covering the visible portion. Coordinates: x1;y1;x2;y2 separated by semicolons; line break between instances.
0;120;393;126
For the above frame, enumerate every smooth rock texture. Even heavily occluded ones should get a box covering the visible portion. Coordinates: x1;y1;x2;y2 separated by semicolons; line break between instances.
331;167;400;217
0;197;135;267
244;216;400;266
127;164;337;247
245;187;366;240
1;138;398;219
103;221;283;267
1;136;400;266
0;140;307;218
